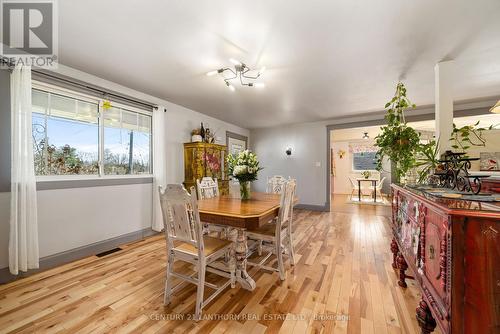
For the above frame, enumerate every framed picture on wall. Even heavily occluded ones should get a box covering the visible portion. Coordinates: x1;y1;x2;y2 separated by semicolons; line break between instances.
480;152;500;171
226;131;248;155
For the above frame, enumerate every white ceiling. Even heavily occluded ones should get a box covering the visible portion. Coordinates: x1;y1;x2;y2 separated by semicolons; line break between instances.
58;0;500;129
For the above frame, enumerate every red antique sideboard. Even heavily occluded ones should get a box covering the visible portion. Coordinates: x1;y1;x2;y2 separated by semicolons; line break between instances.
390;184;500;334
482;178;500;194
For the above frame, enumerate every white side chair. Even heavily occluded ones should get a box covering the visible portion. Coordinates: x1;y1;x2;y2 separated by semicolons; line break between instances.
246;179;297;280
348;177;360;200
196;177;219;199
266;175;287;194
159;184;235;321
372;176;386;200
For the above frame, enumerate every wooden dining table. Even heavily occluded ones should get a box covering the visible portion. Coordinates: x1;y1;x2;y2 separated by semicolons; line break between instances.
197;192;285;291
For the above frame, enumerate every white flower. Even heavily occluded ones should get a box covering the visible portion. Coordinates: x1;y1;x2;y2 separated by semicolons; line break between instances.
233;165;248;176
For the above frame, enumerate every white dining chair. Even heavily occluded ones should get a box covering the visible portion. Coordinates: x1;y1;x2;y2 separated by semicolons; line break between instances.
196;177;219;199
348;177;360;200
159;184;235;321
246;179;296;280
266;175;287;194
197;176;228;237
372;176;386;199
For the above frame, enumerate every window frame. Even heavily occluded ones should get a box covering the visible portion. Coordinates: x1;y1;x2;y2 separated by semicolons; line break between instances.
32;81;154;183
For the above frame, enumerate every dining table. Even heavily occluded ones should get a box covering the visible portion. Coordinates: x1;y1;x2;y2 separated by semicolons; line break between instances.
197;192;286;291
357;178;378;202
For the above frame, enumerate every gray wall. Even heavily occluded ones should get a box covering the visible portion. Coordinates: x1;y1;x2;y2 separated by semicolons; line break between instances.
251;121;328;209
0;70;10;192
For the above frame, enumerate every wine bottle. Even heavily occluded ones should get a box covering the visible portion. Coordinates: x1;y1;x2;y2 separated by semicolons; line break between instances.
200;122;205;141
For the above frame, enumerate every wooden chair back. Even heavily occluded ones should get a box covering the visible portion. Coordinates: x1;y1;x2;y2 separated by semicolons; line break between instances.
277;179;296;230
196;177;219;199
266;175;287;194
159;184;204;253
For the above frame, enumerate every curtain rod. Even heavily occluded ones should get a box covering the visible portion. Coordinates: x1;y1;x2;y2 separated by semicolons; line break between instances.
32;69;158;110
2;56;165;112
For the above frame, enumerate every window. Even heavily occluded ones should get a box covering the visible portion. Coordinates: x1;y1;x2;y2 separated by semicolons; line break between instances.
350;144;378;171
103;107;152;175
352;151;377;171
32;86;152;177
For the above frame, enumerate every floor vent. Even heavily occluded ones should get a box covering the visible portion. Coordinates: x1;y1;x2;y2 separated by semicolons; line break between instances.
96;247;123;257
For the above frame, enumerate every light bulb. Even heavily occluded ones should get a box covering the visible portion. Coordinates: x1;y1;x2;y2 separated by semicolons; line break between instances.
206;70;218;76
254;83;265;88
227;84;235;91
229;58;241;65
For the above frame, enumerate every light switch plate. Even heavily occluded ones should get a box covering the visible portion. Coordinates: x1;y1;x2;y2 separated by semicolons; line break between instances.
315;161;321;167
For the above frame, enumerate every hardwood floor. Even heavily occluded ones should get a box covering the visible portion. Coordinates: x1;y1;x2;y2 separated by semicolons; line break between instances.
0;195;437;333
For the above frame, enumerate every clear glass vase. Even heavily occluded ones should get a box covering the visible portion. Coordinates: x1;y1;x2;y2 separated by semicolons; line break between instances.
239;181;251;200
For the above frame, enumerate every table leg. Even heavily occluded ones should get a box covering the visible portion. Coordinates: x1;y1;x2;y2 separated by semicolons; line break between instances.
230;228;256;291
358;180;361;201
373;180;377;203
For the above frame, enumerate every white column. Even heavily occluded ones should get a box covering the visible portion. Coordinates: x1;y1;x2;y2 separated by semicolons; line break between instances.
434;61;454;154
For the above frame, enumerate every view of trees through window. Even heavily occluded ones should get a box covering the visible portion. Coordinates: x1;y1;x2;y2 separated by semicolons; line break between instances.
32;88;152;176
103;106;151;175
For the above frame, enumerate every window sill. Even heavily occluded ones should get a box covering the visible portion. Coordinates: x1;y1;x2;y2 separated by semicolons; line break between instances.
36;175;154;191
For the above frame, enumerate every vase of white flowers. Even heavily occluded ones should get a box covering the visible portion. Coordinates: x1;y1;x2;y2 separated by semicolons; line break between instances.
227;150;263;200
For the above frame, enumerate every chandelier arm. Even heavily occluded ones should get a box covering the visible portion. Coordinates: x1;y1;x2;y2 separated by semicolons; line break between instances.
241;67;261;79
221;68;237;77
242;72;261;80
239;74;250;86
222;69;238;83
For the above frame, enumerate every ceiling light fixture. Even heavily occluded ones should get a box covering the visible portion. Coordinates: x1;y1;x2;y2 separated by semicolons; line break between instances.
362;132;369;139
207;58;266;89
490;100;500;113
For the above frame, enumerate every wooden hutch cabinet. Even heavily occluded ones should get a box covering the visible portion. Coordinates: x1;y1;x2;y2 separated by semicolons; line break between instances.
390;184;500;334
183;142;229;195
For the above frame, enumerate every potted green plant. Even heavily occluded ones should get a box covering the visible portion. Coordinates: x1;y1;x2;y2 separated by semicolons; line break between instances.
375;82;421;183
415;138;441;184
361;171;371;179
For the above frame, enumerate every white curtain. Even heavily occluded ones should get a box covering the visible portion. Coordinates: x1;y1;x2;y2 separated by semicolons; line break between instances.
9;65;39;275
152;106;167;232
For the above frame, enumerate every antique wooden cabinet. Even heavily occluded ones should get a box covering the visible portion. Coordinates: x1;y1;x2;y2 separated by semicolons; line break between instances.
183;142;229;195
482;178;500;194
390;184;500;334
